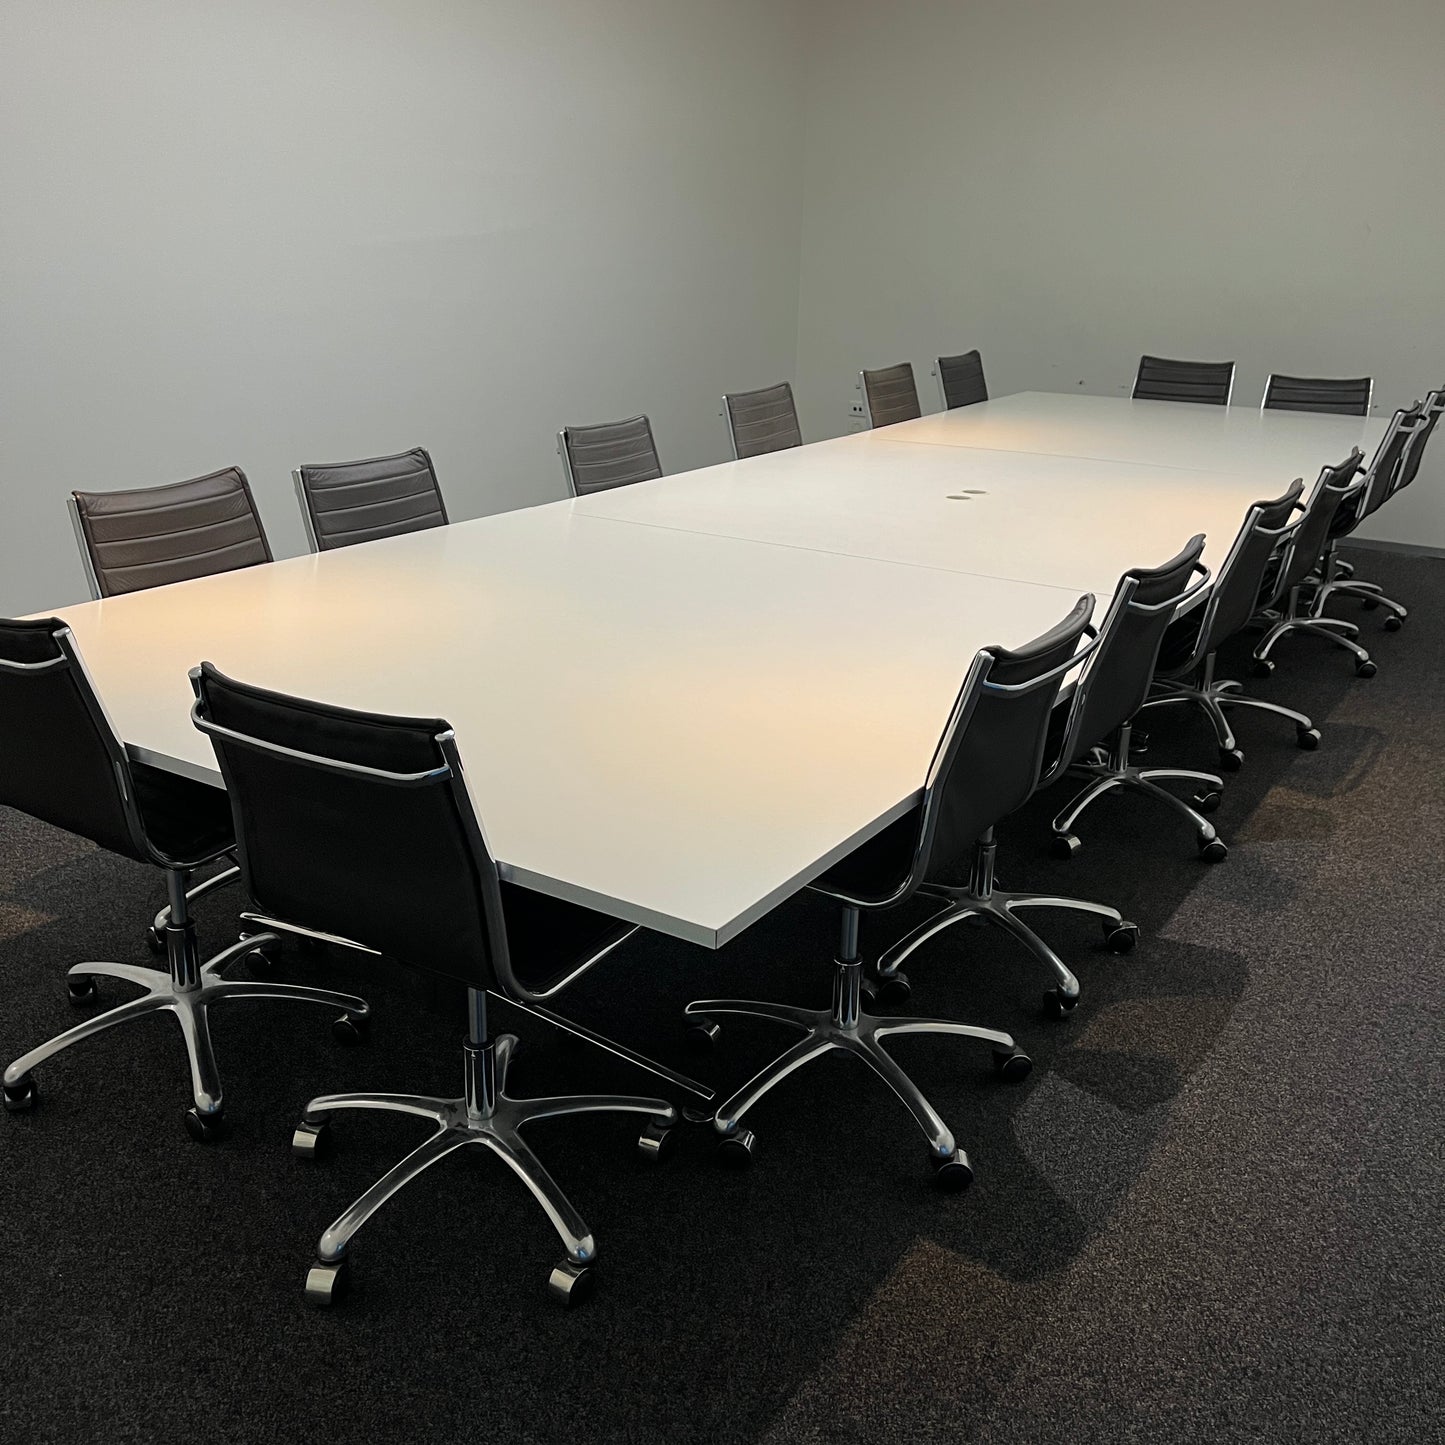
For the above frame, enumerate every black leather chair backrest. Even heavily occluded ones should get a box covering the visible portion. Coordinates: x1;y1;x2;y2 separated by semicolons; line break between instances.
915;595;1095;886
1389;389;1443;497
936;350;988;410
559;415;663;496
1335;405;1426;535
724;383;802;460
861;363;922;428
1263;373;1372;416
1132;355;1236;406
192;663;501;989
0;618;147;861
1274;452;1365;597
72;467;272;598
1056;536;1207;771
296;448;448;552
1182;481;1305;663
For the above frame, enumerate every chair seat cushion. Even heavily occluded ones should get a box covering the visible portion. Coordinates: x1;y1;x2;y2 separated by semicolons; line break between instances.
499;881;635;989
131;763;235;865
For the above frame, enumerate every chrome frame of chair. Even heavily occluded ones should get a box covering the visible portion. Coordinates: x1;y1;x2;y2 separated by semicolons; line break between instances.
66;495;102;601
684;631;1100;1180
292;468;322;553
190;690;681;1300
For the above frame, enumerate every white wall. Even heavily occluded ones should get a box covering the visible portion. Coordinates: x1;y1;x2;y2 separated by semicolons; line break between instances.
793;0;1445;546
0;0;805;614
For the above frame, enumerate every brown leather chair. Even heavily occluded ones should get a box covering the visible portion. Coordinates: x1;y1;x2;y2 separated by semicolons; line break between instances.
294;448;448;552
70;467;272;598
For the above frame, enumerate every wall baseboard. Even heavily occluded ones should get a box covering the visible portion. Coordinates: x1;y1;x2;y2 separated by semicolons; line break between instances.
1346;538;1445;560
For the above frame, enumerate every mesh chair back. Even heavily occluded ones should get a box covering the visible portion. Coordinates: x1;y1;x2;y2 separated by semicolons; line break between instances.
192;664;502;989
71;467;271;598
915;596;1094;885
1389;389;1444;497
860;363;922;428
559;416;662;496
1058;537;1207;768
0;619;147;860
1132;355;1236;406
723;383;802;460
935;350;988;410
1336;405;1426;535
295;448;447;552
1273;452;1365;598
1263;373;1372;416
1183;481;1305;662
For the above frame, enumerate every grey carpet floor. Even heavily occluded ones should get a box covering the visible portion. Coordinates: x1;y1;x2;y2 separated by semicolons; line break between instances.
0;546;1440;1444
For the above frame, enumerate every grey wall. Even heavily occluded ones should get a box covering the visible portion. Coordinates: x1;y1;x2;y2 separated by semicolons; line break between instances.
793;0;1445;545
0;0;804;613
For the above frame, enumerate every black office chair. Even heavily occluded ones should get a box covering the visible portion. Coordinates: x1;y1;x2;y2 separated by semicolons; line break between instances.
69;466;272;599
869;538;1210;1018
1262;373;1373;416
1132;355;1236;406
1133;480;1329;765
1250;452;1370;674
859;363;922;428
294;448;448;551
190;663;677;1307
934;350;989;410
723;382;803;459
0;619;368;1141
684;597;1095;1189
1052;485;1312;860
558;415;663;496
1313;395;1437;629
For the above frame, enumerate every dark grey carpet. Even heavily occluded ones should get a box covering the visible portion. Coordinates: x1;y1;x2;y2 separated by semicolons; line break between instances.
1;547;1441;1444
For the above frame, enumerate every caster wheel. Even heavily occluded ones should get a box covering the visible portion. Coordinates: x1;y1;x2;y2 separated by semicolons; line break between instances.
865;970;911;1009
1296;727;1321;751
3;1075;37;1113
305;1258;350;1307
1050;832;1082;860
331;1013;369;1046
144;925;165;956
1104;920;1139;954
1199;836;1229;863
993;1048;1032;1083
1192;789;1222;815
685;1018;721;1054
1383;615;1403;633
66;974;99;1004
184;1107;229;1144
931;1151;974;1193
1251;658;1275;678
547;1259;595;1308
716;1128;756;1168
637;1118;677;1164
1360;596;1379;611
292;1119;332;1161
1355;659;1377;678
244;939;280;975
1042;987;1078;1018
1217;747;1244;773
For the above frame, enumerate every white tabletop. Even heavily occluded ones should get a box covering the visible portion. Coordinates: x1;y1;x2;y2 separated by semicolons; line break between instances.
876;391;1386;481
45;505;1093;949
570;434;1281;599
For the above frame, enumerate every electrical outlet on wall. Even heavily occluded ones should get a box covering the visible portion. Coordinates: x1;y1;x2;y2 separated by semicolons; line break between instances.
846;400;868;432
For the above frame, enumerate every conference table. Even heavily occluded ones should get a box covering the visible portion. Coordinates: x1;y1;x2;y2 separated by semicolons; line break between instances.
39;393;1386;958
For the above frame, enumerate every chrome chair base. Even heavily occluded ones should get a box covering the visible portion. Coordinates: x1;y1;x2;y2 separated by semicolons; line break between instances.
1050;718;1227;861
685;918;1028;1190
2;929;370;1139
1140;653;1319;768
1251;579;1378;676
875;833;1137;1015
1314;577;1407;625
295;1001;677;1307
